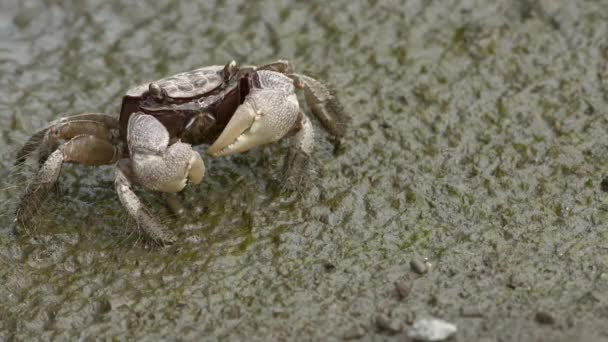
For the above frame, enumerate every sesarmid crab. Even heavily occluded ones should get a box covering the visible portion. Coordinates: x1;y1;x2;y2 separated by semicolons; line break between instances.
14;60;348;244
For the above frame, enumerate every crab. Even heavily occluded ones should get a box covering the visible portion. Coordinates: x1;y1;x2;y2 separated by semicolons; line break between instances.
14;60;348;245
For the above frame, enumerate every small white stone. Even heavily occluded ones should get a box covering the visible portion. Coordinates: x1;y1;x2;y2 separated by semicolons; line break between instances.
407;318;457;341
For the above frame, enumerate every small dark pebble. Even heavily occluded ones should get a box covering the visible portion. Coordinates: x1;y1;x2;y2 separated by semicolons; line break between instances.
323;262;336;272
394;280;411;300
601;177;608;192
460;304;484;318
410;259;428;275
375;314;402;334
343;324;366;340
535;311;555;325
94;298;112;315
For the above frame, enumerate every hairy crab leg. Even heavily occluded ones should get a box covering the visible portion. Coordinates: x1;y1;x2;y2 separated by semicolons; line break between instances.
256;60;294;73
16;135;121;225
15;113;118;166
37;120;117;166
115;160;176;245
288;73;350;138
282;113;315;190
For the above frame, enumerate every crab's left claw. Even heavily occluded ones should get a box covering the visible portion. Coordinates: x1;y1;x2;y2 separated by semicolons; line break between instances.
207;72;300;157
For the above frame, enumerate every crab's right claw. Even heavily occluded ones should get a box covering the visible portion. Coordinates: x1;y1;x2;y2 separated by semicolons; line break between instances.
207;88;300;157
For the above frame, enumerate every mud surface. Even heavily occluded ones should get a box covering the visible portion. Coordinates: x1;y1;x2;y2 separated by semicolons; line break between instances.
2;0;608;341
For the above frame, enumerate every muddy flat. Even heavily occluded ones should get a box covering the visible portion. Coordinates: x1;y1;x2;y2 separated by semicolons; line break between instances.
1;1;607;340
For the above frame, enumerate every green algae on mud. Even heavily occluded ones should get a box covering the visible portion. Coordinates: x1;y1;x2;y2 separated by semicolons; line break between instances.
2;0;608;341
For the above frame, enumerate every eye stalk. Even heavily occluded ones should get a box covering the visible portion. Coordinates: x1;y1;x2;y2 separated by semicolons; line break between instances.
223;60;238;80
148;83;165;100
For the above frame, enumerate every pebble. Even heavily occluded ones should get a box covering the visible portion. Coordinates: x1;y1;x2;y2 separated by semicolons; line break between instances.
375;314;402;334
410;259;428;275
343;324;366;340
407;318;457;341
394;280;411;300
534;311;555;325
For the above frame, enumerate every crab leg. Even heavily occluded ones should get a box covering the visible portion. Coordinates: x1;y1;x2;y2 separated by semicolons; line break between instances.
15;113;118;166
256;60;294;73
15;135;120;225
289;73;349;138
283;113;315;190
115;160;176;245
38;120;116;165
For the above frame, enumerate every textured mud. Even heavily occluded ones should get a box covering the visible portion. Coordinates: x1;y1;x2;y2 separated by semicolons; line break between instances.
2;0;608;341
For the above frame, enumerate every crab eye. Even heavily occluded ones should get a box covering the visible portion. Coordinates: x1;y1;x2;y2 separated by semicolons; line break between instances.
148;83;164;99
223;60;238;79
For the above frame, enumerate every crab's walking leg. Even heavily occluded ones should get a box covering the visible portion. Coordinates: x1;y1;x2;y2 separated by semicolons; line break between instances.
115;160;176;245
15;113;118;166
283;113;315;190
257;60;293;73
237;60;293;76
38;120;116;165
289;73;349;138
16;135;120;224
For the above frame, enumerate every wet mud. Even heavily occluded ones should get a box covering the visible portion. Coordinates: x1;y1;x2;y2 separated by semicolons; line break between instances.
1;0;608;340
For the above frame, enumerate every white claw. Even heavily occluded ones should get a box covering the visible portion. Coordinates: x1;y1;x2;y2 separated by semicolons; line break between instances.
207;90;300;157
206;100;257;156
